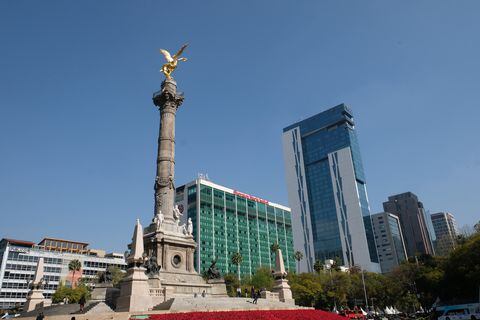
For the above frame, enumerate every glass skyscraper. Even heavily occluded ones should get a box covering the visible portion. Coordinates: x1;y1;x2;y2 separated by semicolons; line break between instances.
282;104;380;272
175;178;296;278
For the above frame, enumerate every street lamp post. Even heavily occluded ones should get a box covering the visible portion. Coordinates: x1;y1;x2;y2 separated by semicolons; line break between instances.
360;266;369;309
370;297;376;313
412;281;418;314
325;260;337;312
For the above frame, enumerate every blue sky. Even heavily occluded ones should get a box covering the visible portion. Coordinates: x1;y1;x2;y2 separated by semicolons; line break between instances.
1;1;479;252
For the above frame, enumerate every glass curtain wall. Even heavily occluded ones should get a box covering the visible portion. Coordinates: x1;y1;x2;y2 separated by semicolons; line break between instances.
193;183;295;278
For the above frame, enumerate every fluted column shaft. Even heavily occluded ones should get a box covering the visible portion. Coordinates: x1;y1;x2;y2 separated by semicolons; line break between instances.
152;78;184;223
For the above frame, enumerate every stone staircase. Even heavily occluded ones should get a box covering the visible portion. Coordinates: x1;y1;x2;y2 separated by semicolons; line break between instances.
151;297;305;312
20;303;80;318
70;301;114;315
83;302;114;314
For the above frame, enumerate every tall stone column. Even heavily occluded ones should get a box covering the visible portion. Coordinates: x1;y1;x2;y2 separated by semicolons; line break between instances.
152;78;184;223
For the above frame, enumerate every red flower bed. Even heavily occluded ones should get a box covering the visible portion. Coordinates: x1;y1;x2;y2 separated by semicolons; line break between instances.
142;309;345;320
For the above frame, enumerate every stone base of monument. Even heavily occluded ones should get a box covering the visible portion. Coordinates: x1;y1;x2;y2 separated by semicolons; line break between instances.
90;283;120;310
272;279;295;305
116;266;154;312
91;283;111;302
147;275;164;306
144;221;228;301
23;289;46;312
206;278;228;297
147;275;162;289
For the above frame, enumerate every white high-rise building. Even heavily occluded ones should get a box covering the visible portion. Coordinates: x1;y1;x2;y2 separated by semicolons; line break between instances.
431;212;458;256
371;212;408;273
0;237;126;310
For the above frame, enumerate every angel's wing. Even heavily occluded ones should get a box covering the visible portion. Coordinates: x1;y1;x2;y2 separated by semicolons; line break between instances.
160;49;173;62
173;44;188;59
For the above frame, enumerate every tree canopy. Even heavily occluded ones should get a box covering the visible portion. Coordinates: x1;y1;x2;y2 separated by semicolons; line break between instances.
287;231;480;311
52;283;90;304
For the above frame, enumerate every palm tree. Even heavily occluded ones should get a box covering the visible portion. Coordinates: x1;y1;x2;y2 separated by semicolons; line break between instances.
349;264;361;274
231;252;243;281
68;259;82;288
313;259;323;273
294;251;303;273
270;242;280;253
332;256;342;271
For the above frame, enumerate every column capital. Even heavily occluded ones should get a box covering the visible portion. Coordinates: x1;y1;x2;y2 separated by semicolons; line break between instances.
153;78;184;109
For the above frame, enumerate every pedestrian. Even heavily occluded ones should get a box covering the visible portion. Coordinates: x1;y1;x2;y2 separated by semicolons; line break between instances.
244;288;248;298
79;294;86;312
253;290;260;304
36;312;44;320
201;290;206;298
250;286;255;299
236;287;241;298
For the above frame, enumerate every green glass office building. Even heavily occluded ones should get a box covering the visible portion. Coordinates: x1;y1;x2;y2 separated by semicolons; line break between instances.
175;178;296;278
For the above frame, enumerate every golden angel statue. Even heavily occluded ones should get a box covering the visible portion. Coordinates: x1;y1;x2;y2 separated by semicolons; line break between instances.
159;44;188;79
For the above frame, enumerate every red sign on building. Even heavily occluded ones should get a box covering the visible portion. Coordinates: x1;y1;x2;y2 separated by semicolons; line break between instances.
233;190;269;205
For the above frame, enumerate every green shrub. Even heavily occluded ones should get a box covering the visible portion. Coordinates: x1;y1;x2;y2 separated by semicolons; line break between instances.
52;283;90;303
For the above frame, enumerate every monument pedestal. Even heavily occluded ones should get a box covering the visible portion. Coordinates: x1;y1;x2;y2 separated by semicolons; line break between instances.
144;221;227;300
116;267;153;312
144;221;196;275
147;274;162;289
272;279;295;304
91;283;112;302
147;275;164;306
206;279;228;297
23;290;45;312
91;283;120;309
